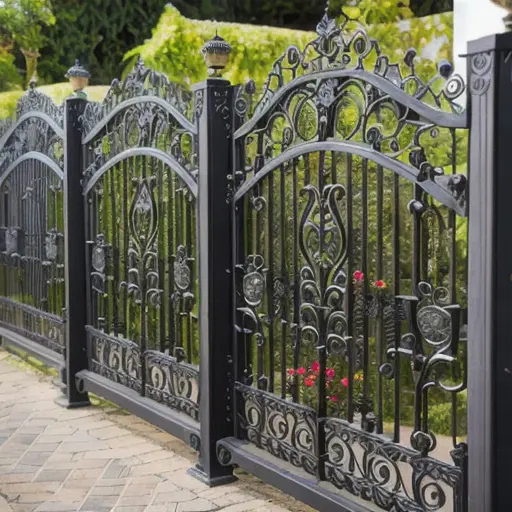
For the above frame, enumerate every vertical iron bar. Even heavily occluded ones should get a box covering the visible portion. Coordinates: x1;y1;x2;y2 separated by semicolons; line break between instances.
292;157;300;403
346;154;354;423
361;158;369;427
267;172;275;393
376;164;384;435
392;173;401;443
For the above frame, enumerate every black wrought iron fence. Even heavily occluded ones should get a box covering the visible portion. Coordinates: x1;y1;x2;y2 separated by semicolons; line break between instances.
0;81;66;365
1;8;511;512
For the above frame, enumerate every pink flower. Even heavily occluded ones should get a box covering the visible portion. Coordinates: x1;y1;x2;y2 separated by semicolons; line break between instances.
311;361;320;373
304;378;315;387
326;368;336;380
374;280;387;289
287;368;295;376
297;367;306;376
341;377;349;388
353;270;364;282
329;395;340;403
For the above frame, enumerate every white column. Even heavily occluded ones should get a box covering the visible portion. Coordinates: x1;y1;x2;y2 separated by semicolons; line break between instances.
454;0;507;101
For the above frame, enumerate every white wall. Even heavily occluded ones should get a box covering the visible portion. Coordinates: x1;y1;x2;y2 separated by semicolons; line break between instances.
454;0;507;81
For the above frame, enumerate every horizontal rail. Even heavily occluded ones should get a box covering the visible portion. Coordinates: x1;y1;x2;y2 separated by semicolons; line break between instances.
77;369;200;450
234;139;466;216
0;152;64;186
83;147;198;197
217;437;372;512
0;327;63;369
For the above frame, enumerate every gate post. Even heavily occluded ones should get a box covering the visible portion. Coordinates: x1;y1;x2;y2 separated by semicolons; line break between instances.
467;32;512;512
59;96;90;408
188;78;236;486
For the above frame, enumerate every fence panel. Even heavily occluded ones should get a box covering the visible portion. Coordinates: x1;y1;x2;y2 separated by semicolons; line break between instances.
221;13;470;512
0;83;66;362
77;60;202;443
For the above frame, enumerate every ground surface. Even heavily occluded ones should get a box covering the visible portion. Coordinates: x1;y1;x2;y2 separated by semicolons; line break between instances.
0;350;312;512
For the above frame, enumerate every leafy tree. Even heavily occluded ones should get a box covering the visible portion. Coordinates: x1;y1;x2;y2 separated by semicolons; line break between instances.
0;0;55;86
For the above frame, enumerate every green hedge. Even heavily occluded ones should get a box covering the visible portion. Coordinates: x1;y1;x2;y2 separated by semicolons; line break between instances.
0;84;109;119
127;5;454;87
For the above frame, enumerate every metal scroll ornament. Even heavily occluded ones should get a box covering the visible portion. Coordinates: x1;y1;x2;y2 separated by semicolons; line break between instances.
121;177;162;308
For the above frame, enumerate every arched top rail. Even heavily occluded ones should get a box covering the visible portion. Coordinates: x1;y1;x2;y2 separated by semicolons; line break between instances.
0;152;64;188
235;68;467;141
234;140;466;216
0;112;64;150
235;12;467;140
83;147;198;197
82;96;197;144
81;57;194;139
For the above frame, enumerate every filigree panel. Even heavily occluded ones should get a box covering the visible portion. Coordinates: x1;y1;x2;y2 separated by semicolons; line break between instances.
82;103;198;187
15;85;63;127
145;350;199;420
380;282;466;457
81;57;194;135
238;13;465;122
0;297;65;354
235;383;318;475
0;117;64;177
325;418;466;512
234;13;468;213
87;327;142;393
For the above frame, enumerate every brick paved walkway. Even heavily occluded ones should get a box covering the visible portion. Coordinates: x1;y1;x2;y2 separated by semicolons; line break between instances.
0;350;307;512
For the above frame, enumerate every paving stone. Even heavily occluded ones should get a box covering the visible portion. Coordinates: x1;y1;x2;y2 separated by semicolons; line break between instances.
0;353;297;512
218;501;268;512
116;495;152;507
153;490;197;504
113;507;146;512
90;426;130;440
34;470;70;483
176;498;216;511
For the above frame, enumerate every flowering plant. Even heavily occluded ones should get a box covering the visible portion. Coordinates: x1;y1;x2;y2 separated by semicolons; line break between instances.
287;361;364;413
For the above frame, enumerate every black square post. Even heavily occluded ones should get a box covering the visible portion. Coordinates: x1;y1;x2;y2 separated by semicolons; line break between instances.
467;32;512;512
57;96;90;408
188;78;236;486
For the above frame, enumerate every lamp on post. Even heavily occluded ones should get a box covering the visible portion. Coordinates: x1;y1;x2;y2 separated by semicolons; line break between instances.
65;59;90;98
201;31;232;76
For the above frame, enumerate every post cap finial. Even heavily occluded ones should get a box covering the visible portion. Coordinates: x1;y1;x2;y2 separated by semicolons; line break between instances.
65;59;91;79
201;29;232;76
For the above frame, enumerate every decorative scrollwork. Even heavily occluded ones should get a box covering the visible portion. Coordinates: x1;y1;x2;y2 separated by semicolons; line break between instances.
87;327;142;392
120;178;163;309
16;83;63;127
81;57;194;135
0;117;64;178
144;350;199;420
250;13;465;120
469;52;493;96
235;383;318;475
234;12;468;213
380;282;465;456
325;418;466;512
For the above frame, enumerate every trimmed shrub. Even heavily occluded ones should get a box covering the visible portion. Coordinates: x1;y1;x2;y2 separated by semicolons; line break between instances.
127;5;454;87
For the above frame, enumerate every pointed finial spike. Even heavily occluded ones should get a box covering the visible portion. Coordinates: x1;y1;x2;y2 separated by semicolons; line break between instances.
29;75;37;90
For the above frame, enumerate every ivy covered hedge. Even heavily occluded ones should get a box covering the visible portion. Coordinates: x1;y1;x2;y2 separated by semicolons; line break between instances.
127;5;454;87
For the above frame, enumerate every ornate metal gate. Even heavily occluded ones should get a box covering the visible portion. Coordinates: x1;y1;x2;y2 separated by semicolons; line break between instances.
0;83;66;363
221;12;469;511
77;61;202;442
